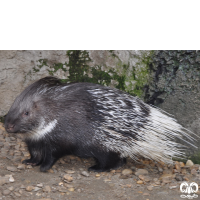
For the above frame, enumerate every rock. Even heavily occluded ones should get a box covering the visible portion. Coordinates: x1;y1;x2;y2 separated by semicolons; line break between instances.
37;183;44;187
63;174;73;182
17;164;26;170
122;169;132;176
95;174;101;177
8;186;14;191
68;187;75;192
9;175;15;182
26;165;32;169
185;160;194;167
143;193;150;196
3;189;11;195
81;171;90;177
34;187;42;192
175;163;181;171
7;166;18;172
14;192;21;197
191;169;196;175
162;177;172;184
181;168;187;174
175;175;183;181
147;186;153;191
154;181;161;185
119;175;129;179
169;184;178;189
43;185;51;192
47;169;54;173
180;162;185;167
157;166;163;172
162;169;173;175
0;176;9;186
135;169;148;176
138;175;151;182
64;183;74;188
65;170;75;174
137;180;143;184
26;185;34;191
184;176;190;181
159;173;175;180
20;185;26;189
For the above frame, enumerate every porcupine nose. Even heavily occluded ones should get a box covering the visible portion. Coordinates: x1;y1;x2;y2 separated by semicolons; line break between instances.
6;124;15;132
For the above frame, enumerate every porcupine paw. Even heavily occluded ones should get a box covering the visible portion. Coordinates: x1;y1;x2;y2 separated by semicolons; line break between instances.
22;159;38;166
88;165;108;172
40;164;52;172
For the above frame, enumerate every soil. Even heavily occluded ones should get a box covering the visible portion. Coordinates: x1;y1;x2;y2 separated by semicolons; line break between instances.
0;123;200;200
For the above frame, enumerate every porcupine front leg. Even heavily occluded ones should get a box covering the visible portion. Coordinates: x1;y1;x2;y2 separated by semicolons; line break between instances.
22;140;43;166
39;150;58;172
22;148;43;166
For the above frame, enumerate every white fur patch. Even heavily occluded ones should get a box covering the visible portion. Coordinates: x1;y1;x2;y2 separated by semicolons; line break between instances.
29;119;57;140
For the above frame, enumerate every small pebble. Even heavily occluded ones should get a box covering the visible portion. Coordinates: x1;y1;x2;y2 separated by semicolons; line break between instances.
68;187;75;192
175;175;183;181
65;170;75;174
26;165;32;169
169;185;177;189
191;169;196;175
63;174;73;182
37;183;44;187
3;189;11;195
81;171;90;177
137;180;143;184
8;186;14;191
14;192;21;197
33;187;42;192
180;162;185;167
119;175;129;179
135;169;148;176
147;186;153;191
17;164;25;170
9;175;15;182
186;160;194;167
26;185;34;191
122;169;132;176
43;185;51;192
7;166;18;172
95;174;101;177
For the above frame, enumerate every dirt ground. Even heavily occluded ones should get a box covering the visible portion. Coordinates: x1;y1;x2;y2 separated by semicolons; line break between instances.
0;123;200;200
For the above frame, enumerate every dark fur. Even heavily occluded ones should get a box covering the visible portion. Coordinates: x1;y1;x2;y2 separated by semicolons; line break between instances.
5;76;151;172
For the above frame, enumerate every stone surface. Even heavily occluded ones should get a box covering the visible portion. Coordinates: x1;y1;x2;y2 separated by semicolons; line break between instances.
81;171;90;177
121;169;132;176
7;166;18;172
0;50;149;117
186;160;194;167
135;169;149;176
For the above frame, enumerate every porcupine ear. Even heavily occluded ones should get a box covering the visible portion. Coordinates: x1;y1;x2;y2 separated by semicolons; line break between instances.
33;102;38;109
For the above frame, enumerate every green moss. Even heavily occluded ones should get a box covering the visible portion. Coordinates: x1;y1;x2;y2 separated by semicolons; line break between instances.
188;151;200;164
0;115;6;123
108;50;118;59
31;51;154;99
33;59;48;72
48;63;67;76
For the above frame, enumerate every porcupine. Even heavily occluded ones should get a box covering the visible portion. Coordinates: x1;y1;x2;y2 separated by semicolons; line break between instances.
4;76;196;172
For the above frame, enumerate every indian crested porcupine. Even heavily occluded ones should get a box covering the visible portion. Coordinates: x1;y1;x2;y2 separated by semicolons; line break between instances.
5;76;196;172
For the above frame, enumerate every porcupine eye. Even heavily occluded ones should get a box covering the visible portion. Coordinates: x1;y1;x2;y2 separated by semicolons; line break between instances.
23;112;29;116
